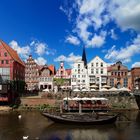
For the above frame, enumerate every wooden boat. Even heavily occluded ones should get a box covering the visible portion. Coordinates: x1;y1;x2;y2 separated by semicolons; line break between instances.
42;112;118;125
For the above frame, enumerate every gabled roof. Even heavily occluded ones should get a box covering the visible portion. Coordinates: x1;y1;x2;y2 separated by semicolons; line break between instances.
88;56;106;65
48;65;56;75
108;62;128;71
38;64;56;75
0;40;25;66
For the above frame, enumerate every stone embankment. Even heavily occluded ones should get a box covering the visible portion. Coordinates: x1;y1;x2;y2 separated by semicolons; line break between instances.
19;94;138;110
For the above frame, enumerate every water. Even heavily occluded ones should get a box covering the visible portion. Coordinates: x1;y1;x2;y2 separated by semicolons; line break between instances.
0;111;140;140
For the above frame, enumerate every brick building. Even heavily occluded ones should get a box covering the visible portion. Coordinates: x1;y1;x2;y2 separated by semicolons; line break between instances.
0;40;25;82
107;61;131;89
131;67;140;90
38;65;56;90
0;39;25;104
25;55;39;90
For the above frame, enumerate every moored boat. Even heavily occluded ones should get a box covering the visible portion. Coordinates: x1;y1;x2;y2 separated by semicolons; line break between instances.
42;112;118;125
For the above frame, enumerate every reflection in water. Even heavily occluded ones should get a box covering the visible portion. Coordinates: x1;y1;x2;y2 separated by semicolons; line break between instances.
40;123;116;140
0;111;140;140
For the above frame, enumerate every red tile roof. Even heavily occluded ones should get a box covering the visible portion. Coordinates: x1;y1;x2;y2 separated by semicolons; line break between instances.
38;64;56;75
0;40;25;66
48;65;56;75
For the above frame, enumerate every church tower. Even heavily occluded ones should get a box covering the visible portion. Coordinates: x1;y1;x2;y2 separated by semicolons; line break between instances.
82;46;87;68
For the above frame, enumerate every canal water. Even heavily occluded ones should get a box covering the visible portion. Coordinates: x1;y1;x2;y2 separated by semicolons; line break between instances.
0;111;140;140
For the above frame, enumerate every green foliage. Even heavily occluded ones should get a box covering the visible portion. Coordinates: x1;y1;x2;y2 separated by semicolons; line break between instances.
54;78;70;85
53;78;65;86
9;80;25;95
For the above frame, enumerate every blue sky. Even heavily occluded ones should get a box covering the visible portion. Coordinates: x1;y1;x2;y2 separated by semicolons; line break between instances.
0;0;140;69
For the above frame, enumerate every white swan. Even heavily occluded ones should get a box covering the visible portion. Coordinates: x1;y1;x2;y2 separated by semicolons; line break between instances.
23;136;29;140
18;115;22;119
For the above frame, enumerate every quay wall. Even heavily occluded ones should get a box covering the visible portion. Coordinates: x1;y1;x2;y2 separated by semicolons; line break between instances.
20;98;55;106
20;96;138;110
107;96;138;110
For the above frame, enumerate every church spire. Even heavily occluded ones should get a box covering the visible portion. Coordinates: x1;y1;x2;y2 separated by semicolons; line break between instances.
82;46;87;68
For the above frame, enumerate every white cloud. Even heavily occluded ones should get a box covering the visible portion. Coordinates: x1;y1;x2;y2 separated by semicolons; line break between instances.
78;0;108;29
54;55;66;62
59;5;73;21
76;18;92;42
31;40;56;56
34;42;47;56
66;35;80;45
87;32;106;47
9;40;31;59
132;62;140;68
110;29;117;40
54;53;81;66
105;35;140;63
61;0;140;48
61;0;109;48
35;57;47;65
109;0;140;31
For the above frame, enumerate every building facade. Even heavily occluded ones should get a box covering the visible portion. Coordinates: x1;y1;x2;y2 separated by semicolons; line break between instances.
131;67;140;90
38;65;55;90
71;59;88;89
71;47;88;89
55;61;71;79
0;40;25;82
107;61;131;89
0;40;25;103
25;55;39;90
87;56;108;90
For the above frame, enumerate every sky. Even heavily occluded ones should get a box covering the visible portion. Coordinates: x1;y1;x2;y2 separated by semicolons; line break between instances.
0;0;140;69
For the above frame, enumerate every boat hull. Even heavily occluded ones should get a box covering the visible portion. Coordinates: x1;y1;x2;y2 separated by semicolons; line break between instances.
42;113;118;125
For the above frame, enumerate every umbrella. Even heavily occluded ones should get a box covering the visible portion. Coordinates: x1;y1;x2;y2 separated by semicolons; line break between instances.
63;97;72;100
81;97;91;100
119;87;131;91
60;86;65;89
73;88;80;92
90;88;96;91
72;97;82;100
102;85;111;88
91;97;108;101
109;87;118;91
81;88;88;92
42;88;49;92
100;88;108;91
90;85;98;88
